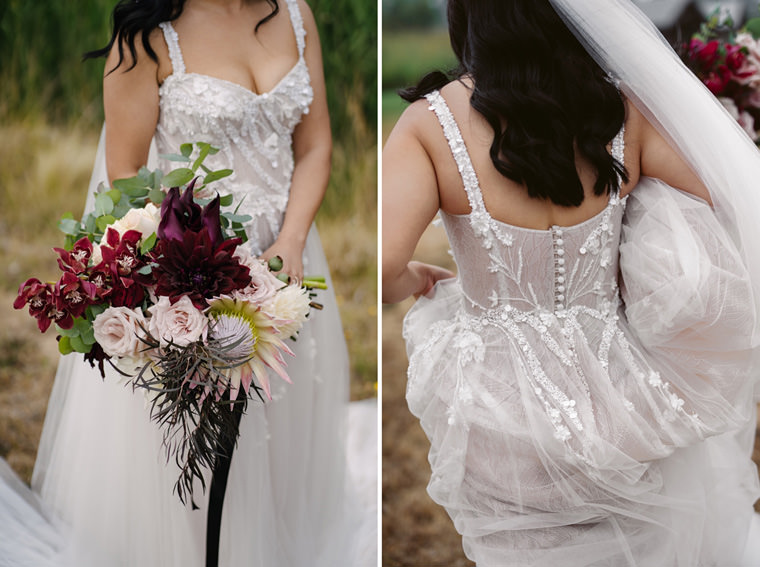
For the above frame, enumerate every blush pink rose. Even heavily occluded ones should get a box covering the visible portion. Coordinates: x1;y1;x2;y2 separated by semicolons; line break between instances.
148;295;208;347
232;248;284;304
93;306;148;358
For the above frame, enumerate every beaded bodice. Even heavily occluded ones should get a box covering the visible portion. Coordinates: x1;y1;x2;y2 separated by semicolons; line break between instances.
155;0;312;254
425;90;627;317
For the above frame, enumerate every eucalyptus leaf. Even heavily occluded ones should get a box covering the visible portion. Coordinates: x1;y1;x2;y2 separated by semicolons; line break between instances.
204;169;233;184
140;232;158;255
106;189;121;204
223;213;252;223
58;218;80;235
746;18;760;39
113;177;150;193
192;144;211;171
161;153;192;163
84;214;97;234
70;334;91;354
136;264;153;275
86;304;107;320
148;188;166;204
162;168;195;187
95;192;114;216
96;214;116;232
58;336;74;355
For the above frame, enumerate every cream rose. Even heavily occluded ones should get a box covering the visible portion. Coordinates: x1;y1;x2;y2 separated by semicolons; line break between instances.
262;284;310;338
148;295;208;347
110;203;161;240
93;306;148;358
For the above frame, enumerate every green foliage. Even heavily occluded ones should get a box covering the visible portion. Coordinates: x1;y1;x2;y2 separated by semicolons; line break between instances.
61;142;249;249
382;29;456;91
382;0;443;30
0;0;112;127
310;0;377;145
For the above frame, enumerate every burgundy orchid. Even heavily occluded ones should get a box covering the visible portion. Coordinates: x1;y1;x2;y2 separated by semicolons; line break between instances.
54;236;93;274
94;228;152;308
14;278;55;332
159;184;224;249
152;230;250;309
55;271;97;318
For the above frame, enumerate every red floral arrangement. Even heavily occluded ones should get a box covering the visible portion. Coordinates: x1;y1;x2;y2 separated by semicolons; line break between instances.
682;12;760;142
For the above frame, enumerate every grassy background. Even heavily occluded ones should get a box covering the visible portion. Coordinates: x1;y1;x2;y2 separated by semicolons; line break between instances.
0;0;377;482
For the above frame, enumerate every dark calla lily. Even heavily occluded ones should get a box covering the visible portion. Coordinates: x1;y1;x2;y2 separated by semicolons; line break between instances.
158;181;223;248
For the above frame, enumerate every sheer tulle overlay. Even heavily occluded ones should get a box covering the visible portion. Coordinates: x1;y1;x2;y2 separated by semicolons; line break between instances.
0;0;376;565
403;91;760;566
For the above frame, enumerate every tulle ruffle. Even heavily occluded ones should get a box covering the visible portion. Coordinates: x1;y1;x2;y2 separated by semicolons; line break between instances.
404;180;760;566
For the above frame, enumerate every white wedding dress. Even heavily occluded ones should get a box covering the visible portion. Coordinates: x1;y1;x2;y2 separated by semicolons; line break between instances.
404;90;760;566
0;1;376;565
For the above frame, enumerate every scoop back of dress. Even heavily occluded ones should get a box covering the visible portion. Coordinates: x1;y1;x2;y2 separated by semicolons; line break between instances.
404;90;760;566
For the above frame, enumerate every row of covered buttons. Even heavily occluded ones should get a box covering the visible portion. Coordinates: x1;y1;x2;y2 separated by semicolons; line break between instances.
552;227;566;312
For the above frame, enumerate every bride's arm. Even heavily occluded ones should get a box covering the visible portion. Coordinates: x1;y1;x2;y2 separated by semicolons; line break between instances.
261;1;330;282
102;30;161;184
382;101;455;304
630;103;712;205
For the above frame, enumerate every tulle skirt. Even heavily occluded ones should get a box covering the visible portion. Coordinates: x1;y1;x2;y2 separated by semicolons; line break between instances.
404;179;760;566
0;226;375;567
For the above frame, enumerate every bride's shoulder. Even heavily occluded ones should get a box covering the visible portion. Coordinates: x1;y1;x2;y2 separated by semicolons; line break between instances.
103;27;170;84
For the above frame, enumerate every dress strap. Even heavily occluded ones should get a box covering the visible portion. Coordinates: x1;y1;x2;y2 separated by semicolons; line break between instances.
611;125;626;192
158;22;186;75
424;90;487;219
284;0;307;59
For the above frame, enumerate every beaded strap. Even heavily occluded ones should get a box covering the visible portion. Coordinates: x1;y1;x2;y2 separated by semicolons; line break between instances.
159;22;186;75
285;0;307;58
424;90;485;219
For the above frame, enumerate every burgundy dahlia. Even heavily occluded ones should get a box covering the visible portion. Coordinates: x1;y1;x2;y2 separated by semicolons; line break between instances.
151;230;250;309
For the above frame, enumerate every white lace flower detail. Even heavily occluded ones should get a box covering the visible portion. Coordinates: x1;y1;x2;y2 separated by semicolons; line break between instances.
452;331;485;364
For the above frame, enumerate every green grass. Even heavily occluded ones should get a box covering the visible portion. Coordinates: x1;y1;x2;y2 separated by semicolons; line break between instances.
382;28;456;92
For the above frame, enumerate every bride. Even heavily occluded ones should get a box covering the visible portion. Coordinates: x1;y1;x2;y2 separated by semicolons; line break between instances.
2;0;374;565
383;0;760;565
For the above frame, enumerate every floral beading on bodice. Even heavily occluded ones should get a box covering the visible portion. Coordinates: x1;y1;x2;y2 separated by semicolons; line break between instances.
155;0;312;254
427;90;627;318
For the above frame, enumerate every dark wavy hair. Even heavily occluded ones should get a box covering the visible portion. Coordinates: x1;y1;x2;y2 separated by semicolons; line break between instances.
401;0;628;207
84;0;279;74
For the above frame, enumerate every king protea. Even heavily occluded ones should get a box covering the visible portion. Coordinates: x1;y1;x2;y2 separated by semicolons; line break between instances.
206;295;296;401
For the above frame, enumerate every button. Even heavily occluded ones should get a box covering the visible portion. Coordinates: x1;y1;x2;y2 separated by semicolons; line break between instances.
556;238;564;246
556;249;565;256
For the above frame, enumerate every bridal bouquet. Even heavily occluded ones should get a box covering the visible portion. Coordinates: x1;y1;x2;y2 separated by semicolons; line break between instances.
13;143;324;505
681;12;760;142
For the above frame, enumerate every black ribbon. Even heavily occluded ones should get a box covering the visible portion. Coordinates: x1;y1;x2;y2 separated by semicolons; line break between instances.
205;390;246;567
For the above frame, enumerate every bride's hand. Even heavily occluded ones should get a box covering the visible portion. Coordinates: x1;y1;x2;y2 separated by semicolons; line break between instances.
262;239;305;284
411;261;456;299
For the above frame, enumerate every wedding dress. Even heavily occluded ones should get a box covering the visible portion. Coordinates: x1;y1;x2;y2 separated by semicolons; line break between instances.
403;89;760;566
0;0;376;565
